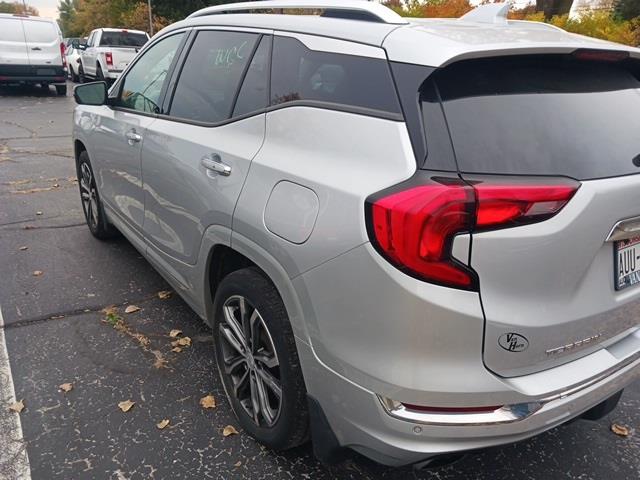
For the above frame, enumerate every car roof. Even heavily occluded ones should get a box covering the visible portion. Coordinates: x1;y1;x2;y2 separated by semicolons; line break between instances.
0;13;57;23
98;28;148;34
157;3;640;67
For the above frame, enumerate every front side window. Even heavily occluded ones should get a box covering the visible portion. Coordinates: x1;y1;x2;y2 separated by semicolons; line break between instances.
117;33;184;114
169;30;259;123
270;36;401;115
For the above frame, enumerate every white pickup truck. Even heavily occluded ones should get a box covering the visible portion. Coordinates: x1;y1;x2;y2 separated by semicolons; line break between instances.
76;28;149;83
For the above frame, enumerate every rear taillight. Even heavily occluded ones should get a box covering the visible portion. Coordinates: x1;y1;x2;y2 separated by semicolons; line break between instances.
366;175;579;290
60;42;67;68
105;52;114;67
573;48;629;62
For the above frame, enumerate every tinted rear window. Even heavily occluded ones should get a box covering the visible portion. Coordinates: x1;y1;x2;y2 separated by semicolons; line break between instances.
433;56;640;180
100;31;147;47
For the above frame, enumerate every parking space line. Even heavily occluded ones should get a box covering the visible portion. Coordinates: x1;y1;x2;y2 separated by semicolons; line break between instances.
0;305;32;480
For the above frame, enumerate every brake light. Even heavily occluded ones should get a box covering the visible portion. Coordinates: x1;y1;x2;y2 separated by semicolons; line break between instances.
105;52;113;67
573;49;629;62
366;176;579;290
60;42;67;68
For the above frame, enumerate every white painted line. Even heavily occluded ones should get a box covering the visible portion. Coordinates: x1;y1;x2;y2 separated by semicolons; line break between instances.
0;305;32;480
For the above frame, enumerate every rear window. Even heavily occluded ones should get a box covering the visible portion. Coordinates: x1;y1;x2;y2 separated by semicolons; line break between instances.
0;18;25;42
100;31;147;47
22;20;57;43
432;56;640;180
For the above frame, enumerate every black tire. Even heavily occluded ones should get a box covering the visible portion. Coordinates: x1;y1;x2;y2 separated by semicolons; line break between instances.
213;268;309;451
96;64;105;82
78;63;86;83
77;150;116;240
55;84;67;96
70;66;79;83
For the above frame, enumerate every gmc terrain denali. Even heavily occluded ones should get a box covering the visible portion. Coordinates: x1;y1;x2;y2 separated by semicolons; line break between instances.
71;1;640;467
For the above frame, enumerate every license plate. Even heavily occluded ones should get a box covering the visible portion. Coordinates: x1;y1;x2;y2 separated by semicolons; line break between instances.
615;236;640;290
36;68;55;75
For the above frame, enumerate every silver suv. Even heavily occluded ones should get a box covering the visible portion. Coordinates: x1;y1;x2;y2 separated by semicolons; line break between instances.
72;1;640;468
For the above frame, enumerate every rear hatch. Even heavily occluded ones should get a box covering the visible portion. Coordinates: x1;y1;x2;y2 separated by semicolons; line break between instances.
433;53;640;377
99;30;148;71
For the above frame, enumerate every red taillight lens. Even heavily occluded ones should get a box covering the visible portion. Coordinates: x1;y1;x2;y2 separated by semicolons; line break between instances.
105;52;113;67
60;42;67;68
474;182;579;231
366;175;579;290
369;178;477;289
573;48;629;62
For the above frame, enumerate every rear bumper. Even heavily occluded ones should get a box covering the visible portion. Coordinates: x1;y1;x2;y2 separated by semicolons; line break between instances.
0;64;66;84
298;330;640;467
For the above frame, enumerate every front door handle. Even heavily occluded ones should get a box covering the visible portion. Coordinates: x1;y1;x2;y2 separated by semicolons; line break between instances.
125;130;142;145
201;153;231;177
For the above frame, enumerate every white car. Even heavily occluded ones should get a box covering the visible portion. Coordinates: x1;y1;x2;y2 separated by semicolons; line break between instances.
65;39;84;82
0;13;67;95
77;28;149;83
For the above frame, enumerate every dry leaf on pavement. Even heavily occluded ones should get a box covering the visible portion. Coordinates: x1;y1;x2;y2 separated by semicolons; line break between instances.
32;270;43;276
222;425;239;437
59;383;73;393
169;329;182;338
156;419;170;430
19;246;28;251
124;305;141;314
158;291;172;299
177;337;191;347
611;423;630;437
200;395;216;409
234;461;242;467
171;347;182;353
118;400;135;412
36;211;42;216
8;400;25;413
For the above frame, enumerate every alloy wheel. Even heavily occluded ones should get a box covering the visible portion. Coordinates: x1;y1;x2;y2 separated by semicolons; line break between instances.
79;162;99;230
219;295;283;427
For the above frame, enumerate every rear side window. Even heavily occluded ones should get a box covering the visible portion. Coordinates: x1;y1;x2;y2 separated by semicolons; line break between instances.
0;18;25;42
233;36;270;117
100;31;148;47
270;36;401;115
434;56;640;180
170;31;259;124
22;20;57;43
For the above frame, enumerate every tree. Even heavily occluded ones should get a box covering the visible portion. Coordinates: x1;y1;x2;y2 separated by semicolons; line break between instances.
58;0;80;36
615;0;640;21
536;0;574;19
0;1;38;15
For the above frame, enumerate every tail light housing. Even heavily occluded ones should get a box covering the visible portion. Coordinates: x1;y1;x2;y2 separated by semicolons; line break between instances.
366;174;579;290
105;52;114;68
60;42;67;69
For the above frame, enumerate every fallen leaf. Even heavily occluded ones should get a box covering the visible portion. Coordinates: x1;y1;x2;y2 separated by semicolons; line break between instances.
19;246;28;251
24;225;35;229
611;423;630;437
8;400;25;413
200;394;216;409
32;270;43;276
118;400;135;412
59;383;73;393
171;347;182;353
124;305;140;314
156;419;170;430
177;337;191;347
152;350;168;369
101;305;118;316
36;211;43;216
222;425;239;437
234;461;242;468
169;329;182;338
53;183;60;188
158;290;172;299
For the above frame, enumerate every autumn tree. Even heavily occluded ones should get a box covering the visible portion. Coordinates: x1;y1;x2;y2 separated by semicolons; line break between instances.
0;1;38;15
615;0;640;21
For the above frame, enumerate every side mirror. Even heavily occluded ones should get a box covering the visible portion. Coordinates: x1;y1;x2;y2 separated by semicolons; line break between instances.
74;82;108;106
71;39;79;48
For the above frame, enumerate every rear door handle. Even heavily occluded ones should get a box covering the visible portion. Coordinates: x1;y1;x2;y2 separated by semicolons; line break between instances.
125;130;142;145
31;47;41;51
201;153;231;177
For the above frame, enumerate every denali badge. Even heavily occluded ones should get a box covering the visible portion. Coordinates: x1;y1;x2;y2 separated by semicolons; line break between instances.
498;333;529;352
545;333;602;356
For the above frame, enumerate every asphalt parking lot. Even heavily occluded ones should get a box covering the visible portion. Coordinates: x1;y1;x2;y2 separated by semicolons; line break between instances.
0;83;639;480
